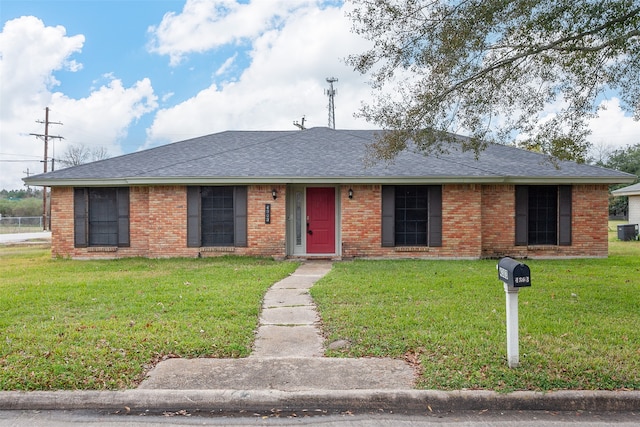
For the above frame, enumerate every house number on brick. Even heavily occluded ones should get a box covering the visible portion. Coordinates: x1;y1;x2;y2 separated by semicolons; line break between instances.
265;203;271;224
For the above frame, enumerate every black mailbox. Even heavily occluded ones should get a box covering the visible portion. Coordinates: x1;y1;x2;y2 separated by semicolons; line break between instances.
498;257;531;287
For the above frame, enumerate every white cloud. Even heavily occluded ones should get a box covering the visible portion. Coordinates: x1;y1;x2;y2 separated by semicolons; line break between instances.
65;59;83;73
0;16;158;190
148;0;319;66
161;92;175;103
146;0;640;154
502;94;640;156
50;77;158;158
215;53;237;76
0;16;84;120
589;98;640;149
144;3;375;149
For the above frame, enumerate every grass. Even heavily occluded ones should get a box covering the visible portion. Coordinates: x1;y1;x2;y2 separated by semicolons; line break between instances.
1;222;638;392
311;225;640;391
0;249;298;390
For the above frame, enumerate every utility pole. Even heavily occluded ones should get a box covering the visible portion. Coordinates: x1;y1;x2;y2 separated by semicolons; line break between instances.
30;107;63;231
325;77;338;129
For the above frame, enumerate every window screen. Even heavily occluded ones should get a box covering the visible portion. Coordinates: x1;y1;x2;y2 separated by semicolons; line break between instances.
88;188;118;246
201;186;235;246
528;186;558;245
394;186;428;246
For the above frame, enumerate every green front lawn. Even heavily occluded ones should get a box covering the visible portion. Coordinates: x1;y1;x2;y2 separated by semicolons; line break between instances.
311;233;640;391
0;249;298;390
1;225;638;392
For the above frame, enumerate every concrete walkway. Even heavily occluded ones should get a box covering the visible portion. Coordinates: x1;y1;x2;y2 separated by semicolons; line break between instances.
252;261;327;358
139;261;416;391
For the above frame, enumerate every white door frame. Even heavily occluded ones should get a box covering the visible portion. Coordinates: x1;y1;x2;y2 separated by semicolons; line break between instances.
285;185;341;256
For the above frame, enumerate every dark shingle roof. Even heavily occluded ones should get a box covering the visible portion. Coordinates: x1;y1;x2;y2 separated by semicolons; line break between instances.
24;127;636;186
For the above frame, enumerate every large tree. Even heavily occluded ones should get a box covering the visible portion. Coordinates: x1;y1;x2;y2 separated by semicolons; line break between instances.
601;143;640;216
604;143;640;177
347;0;640;162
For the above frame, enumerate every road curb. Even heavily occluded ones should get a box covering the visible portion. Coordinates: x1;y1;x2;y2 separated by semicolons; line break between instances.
1;389;639;414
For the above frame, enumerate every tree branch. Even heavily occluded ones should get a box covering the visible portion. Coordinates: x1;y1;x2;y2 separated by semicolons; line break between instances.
435;6;640;102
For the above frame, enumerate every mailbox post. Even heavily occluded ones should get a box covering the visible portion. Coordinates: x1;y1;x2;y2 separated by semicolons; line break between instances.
497;257;531;368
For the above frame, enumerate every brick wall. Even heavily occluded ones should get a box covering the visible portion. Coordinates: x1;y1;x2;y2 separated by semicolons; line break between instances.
51;185;289;259
128;186;149;256
479;184;609;258
147;186;192;258
243;184;286;258
340;185;383;257
50;183;610;259
50;187;73;257
340;184;483;258
339;184;609;259
566;184;609;257
481;185;520;258
440;184;482;258
141;185;288;258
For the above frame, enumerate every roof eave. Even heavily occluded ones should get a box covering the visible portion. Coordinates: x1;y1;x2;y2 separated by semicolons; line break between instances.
23;178;132;187
501;176;636;185
611;182;640;196
612;190;640;196
23;175;636;187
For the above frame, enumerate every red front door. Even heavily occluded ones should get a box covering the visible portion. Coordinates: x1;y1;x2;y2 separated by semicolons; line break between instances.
306;187;335;254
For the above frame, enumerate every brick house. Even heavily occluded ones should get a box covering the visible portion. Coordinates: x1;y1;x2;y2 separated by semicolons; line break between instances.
24;128;635;259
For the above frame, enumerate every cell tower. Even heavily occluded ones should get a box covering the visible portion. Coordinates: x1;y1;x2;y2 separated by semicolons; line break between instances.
325;77;338;129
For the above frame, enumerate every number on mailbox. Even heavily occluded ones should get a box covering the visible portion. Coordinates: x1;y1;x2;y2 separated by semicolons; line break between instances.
498;257;531;287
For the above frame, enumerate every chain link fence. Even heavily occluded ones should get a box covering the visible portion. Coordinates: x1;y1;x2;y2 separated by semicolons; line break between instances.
0;216;44;233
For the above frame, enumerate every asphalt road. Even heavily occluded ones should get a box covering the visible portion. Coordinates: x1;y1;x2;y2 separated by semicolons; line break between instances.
0;231;51;244
0;409;638;426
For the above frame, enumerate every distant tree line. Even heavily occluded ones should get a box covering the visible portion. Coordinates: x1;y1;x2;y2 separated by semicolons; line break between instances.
597;143;640;218
1;144;110;218
0;189;44;217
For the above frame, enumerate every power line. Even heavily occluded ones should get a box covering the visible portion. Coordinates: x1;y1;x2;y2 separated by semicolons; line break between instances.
0;153;41;164
28;107;63;231
0;152;41;158
30;107;64;172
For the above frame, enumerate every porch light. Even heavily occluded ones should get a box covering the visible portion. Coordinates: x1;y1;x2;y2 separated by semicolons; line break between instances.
348;188;353;199
272;189;278;200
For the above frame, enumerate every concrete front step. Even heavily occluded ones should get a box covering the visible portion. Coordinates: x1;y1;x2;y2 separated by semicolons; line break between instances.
139;357;415;391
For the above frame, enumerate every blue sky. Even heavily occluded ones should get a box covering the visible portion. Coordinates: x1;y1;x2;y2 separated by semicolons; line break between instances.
1;0;371;189
1;1;187;144
1;0;639;190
